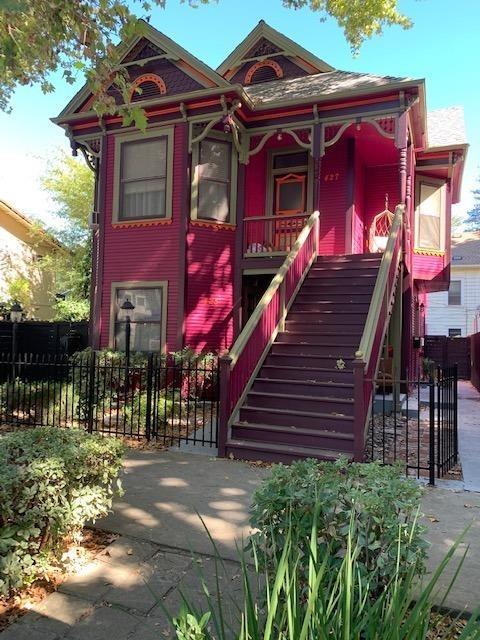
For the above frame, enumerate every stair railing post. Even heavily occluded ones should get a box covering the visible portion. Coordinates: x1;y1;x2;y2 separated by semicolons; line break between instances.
353;355;366;462
218;354;232;457
279;280;286;332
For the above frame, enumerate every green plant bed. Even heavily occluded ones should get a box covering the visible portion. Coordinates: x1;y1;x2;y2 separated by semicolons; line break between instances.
249;458;427;598
0;427;124;596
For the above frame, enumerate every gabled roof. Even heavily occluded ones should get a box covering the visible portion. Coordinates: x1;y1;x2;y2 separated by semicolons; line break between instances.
451;232;480;266
217;20;334;78
427;106;468;151
57;20;230;120
243;69;414;107
0;199;64;251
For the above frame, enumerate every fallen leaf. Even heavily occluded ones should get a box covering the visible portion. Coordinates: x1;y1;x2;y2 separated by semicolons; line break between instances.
426;515;439;523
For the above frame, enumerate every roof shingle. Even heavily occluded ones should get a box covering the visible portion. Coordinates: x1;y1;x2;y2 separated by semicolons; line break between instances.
451;231;480;266
427;106;467;149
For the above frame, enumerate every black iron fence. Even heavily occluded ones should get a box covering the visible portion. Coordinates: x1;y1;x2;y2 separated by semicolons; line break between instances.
0;352;219;447
365;364;458;484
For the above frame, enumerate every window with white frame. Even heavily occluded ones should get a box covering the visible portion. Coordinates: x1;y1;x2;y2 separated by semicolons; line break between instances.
448;328;462;337
192;137;235;224
416;179;445;250
113;284;166;352
448;280;461;306
113;128;173;222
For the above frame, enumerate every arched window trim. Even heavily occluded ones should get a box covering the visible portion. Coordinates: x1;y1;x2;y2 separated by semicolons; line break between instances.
129;73;167;100
244;60;283;85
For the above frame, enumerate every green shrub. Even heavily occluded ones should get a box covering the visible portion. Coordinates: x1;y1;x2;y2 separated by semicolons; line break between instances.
249;458;427;597
0;427;124;595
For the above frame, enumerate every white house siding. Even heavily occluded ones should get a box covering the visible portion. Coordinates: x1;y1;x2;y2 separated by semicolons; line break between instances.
426;266;480;336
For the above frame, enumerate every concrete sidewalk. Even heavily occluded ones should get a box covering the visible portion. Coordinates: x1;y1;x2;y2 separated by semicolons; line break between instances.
457;380;480;492
2;450;480;639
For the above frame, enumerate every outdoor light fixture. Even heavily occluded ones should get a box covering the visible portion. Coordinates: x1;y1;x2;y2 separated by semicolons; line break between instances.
10;301;23;323
120;297;135;315
120;297;135;382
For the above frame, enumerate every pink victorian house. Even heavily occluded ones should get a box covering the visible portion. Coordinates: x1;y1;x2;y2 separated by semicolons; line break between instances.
55;21;467;462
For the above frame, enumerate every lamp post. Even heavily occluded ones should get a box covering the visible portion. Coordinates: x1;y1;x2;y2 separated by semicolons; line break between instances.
120;297;135;391
10;301;22;379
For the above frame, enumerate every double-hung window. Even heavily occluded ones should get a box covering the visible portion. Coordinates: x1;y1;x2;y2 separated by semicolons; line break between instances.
448;280;461;306
192;136;236;224
415;178;445;251
112;282;167;352
113;128;174;222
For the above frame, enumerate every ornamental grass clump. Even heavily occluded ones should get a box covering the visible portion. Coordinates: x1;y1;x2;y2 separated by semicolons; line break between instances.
248;458;427;598
0;427;124;596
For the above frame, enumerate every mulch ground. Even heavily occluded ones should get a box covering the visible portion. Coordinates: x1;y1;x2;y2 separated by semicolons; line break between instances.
0;528;118;633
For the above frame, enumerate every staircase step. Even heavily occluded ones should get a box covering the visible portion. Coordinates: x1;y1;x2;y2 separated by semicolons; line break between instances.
295;292;373;302
264;352;354;369
291;301;370;312
307;273;378;283
276;333;360;346
271;341;357;357
253;377;354;398
246;390;354;414
300;282;375;293
315;253;380;263
225;438;352;464
231;421;354;451
259;364;354;383
282;328;362;338
285;319;365;331
239;405;354;432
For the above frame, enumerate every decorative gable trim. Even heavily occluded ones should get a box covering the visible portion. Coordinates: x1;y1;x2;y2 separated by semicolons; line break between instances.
217;20;334;80
56;20;229;120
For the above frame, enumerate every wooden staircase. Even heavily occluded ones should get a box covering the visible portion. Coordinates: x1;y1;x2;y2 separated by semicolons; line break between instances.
225;253;382;463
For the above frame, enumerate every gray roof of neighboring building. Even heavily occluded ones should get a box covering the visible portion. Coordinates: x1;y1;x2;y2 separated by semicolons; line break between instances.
427;106;467;149
451;231;480;266
243;69;410;106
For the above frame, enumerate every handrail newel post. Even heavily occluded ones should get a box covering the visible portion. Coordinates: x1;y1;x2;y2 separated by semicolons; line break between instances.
353;354;366;462
218;354;232;457
279;280;286;332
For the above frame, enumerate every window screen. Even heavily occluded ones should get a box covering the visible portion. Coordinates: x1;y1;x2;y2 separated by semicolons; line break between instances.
119;137;167;220
196;139;231;222
418;182;442;249
114;287;163;352
448;281;461;306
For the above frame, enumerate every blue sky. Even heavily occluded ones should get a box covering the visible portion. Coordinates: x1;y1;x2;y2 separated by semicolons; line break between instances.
0;0;477;228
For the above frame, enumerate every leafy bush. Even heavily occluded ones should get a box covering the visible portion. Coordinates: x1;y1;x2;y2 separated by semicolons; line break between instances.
0;427;124;595
168;518;480;639
249;458;427;597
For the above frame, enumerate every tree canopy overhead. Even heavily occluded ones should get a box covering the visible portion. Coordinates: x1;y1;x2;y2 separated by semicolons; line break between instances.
1;0;412;119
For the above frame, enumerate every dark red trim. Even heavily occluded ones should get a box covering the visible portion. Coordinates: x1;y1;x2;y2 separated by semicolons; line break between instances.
176;123;189;350
233;163;246;339
91;136;107;349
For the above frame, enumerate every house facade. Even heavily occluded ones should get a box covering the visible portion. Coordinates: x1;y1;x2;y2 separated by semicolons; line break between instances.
426;232;480;337
55;21;467;461
0;200;61;320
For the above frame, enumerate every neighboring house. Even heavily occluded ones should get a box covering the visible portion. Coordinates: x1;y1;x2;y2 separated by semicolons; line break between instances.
55;20;467;461
0;199;62;320
426;232;480;336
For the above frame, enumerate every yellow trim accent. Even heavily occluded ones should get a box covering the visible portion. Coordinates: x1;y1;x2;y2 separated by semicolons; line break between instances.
413;248;445;257
190;219;236;231
111;218;173;229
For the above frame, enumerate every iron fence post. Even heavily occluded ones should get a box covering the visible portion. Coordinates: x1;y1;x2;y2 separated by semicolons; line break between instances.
87;351;96;434
428;371;435;486
145;352;154;441
453;363;458;465
218;355;232;457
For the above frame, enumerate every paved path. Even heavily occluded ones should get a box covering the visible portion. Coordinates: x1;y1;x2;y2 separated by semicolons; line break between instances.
457;380;480;492
2;450;480;638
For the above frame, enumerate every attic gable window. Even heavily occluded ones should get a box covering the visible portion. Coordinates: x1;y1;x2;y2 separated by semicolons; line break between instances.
415;177;446;251
113;127;174;223
129;74;167;102
245;60;283;85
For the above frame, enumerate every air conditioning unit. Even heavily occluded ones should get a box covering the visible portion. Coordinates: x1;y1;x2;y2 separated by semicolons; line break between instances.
89;210;99;230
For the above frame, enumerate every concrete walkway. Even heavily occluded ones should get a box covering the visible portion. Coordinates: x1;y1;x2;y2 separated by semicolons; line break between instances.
457;380;480;492
2;450;480;638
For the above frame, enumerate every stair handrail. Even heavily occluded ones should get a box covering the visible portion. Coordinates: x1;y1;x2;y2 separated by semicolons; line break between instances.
353;203;404;460
355;204;404;369
218;210;320;455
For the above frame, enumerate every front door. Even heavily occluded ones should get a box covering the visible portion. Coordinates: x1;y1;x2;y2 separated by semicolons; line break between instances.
271;151;308;251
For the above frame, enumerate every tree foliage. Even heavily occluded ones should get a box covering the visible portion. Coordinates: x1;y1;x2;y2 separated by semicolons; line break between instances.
465;176;480;232
0;0;413;117
41;151;95;319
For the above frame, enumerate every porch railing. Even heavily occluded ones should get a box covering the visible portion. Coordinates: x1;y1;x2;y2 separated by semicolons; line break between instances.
353;204;404;460
219;211;320;454
243;213;310;256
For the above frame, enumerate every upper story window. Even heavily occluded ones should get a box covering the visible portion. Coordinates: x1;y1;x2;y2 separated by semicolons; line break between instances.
448;280;461;305
191;136;237;225
113;127;174;223
415;177;446;251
